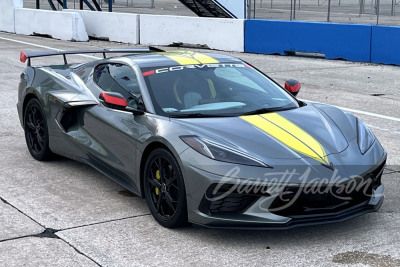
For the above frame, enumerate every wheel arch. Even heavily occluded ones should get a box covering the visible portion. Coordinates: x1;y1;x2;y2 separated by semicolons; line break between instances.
139;140;186;198
22;93;54;161
22;92;40;127
139;141;171;198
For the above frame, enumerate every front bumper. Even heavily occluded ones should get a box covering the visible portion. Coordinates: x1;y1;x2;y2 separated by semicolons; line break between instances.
183;153;386;230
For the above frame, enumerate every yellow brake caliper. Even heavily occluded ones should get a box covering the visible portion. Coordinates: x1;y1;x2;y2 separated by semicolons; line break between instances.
155;169;161;195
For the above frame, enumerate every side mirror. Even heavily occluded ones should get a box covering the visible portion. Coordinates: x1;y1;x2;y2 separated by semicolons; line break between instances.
100;92;128;108
99;92;144;115
284;79;301;97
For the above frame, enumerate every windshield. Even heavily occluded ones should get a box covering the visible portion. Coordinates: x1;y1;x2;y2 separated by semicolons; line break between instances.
141;63;299;117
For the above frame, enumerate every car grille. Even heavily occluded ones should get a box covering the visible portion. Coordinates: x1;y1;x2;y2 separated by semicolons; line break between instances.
269;161;385;218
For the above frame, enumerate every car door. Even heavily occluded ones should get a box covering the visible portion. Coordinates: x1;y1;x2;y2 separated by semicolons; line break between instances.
78;62;145;192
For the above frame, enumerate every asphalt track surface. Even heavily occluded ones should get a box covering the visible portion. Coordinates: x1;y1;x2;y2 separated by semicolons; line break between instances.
0;32;399;266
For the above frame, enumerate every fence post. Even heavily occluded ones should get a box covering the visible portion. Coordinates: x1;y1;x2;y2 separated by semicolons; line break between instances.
391;0;395;15
290;0;293;20
376;0;380;24
327;0;331;21
293;0;296;19
109;0;112;12
253;0;256;18
247;0;252;19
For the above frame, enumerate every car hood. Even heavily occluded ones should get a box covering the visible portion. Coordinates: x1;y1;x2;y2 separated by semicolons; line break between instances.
172;103;350;164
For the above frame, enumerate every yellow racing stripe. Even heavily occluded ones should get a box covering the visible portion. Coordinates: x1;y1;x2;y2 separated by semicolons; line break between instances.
240;113;329;164
163;51;219;65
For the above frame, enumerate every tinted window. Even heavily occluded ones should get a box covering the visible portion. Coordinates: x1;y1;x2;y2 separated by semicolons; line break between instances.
141;63;299;117
214;67;263;91
94;63;141;98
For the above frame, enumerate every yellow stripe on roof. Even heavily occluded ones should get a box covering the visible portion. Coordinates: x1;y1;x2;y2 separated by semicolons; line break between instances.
163;51;219;65
240;113;329;164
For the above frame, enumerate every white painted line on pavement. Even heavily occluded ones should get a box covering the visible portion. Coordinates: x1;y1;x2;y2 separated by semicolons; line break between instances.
366;124;400;135
0;36;101;59
334;106;400;123
302;99;400;123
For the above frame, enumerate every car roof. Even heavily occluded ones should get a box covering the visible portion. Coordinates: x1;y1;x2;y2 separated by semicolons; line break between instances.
125;51;243;68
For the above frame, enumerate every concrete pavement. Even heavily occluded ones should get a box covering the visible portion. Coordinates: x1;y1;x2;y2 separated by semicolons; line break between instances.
0;32;399;266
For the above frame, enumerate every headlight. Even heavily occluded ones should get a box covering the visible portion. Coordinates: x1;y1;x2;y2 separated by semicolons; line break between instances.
180;136;271;168
357;119;375;154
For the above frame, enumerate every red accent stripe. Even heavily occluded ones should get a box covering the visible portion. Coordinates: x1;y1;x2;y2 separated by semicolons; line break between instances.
245;64;254;68
20;51;28;63
142;70;155;76
101;92;127;107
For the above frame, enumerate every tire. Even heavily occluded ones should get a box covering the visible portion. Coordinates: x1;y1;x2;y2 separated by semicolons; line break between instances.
24;98;54;161
144;148;188;228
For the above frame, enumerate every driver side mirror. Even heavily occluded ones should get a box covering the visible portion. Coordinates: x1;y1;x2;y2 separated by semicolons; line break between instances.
99;92;144;115
284;79;301;97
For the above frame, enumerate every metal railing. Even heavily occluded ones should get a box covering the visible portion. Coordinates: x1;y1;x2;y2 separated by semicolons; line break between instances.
98;0;154;9
248;0;400;25
34;0;154;12
29;0;400;24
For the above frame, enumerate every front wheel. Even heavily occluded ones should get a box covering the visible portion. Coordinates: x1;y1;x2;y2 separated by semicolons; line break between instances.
144;148;188;228
24;98;54;161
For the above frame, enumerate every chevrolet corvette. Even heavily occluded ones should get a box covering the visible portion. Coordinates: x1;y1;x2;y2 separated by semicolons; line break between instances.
17;48;386;229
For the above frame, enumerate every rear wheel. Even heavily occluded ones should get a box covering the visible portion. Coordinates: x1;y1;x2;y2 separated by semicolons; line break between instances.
144;148;188;228
24;98;54;161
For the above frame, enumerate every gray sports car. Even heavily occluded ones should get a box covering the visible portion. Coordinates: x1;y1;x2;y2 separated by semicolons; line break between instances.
17;48;386;229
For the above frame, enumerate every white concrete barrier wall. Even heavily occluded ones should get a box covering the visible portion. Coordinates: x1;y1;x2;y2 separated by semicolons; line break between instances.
140;15;244;52
0;0;23;33
65;10;139;44
8;7;243;51
14;9;88;41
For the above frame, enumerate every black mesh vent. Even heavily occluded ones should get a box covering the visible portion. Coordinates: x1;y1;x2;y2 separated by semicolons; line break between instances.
198;184;263;215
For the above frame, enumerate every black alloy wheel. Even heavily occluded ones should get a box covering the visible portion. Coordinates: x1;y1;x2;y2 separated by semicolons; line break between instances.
144;148;188;228
24;98;53;161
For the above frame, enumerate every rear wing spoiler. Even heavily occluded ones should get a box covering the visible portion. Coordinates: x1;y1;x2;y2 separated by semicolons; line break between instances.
20;47;165;66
